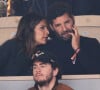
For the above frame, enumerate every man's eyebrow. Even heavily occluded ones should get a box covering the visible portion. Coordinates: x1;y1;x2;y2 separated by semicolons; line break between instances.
55;23;61;27
65;19;70;23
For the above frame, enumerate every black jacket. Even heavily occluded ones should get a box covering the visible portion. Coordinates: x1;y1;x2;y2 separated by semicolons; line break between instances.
0;39;33;76
43;36;100;75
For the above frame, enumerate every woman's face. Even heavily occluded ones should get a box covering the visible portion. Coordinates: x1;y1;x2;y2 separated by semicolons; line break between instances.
34;19;49;45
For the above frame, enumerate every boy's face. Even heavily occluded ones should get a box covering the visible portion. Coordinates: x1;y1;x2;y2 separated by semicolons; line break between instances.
33;61;54;84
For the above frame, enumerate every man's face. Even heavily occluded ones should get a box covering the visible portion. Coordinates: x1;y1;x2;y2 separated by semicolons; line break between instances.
51;13;74;40
33;61;55;85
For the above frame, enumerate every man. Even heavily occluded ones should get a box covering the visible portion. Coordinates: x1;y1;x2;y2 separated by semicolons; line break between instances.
44;2;100;75
28;50;73;90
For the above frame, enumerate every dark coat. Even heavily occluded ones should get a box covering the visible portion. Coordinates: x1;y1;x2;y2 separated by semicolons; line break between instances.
43;36;100;75
0;39;33;76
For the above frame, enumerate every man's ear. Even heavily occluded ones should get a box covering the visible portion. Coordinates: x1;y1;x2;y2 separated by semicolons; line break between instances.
53;68;59;77
50;24;54;31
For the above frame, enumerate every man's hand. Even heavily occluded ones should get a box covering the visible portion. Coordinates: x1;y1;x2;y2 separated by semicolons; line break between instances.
69;25;80;51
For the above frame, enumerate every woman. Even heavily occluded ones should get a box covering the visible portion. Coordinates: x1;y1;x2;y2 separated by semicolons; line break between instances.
0;12;49;76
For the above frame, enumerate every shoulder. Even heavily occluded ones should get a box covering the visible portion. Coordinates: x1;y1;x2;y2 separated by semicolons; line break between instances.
0;39;16;51
0;39;20;52
28;87;35;90
80;36;99;43
55;83;73;90
1;39;18;47
80;36;100;47
0;38;22;49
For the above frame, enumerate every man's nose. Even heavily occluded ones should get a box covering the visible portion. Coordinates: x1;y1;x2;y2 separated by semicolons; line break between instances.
62;25;66;31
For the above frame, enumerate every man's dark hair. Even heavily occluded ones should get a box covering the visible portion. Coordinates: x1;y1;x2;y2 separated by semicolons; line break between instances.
47;2;74;25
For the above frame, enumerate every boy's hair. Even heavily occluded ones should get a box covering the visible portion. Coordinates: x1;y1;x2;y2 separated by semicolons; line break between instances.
32;50;61;79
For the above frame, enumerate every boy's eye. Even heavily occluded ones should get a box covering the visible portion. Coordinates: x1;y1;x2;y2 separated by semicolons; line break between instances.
41;65;46;68
33;66;36;69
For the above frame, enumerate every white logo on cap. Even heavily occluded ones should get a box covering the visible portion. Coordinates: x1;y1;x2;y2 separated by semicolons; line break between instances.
50;59;55;63
35;51;44;57
32;51;44;59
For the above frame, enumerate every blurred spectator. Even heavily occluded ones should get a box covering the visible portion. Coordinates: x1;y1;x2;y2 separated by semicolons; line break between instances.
5;0;100;16
7;0;32;16
72;0;100;15
0;0;7;17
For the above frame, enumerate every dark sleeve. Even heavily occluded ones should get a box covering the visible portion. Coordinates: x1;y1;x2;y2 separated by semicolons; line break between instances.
0;40;14;69
78;38;100;74
0;41;11;69
0;39;32;76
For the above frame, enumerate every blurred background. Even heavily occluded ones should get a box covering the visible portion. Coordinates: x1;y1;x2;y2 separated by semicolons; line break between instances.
0;0;100;17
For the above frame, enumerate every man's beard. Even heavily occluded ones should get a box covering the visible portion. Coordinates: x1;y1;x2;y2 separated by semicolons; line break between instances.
35;72;53;87
54;30;72;41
